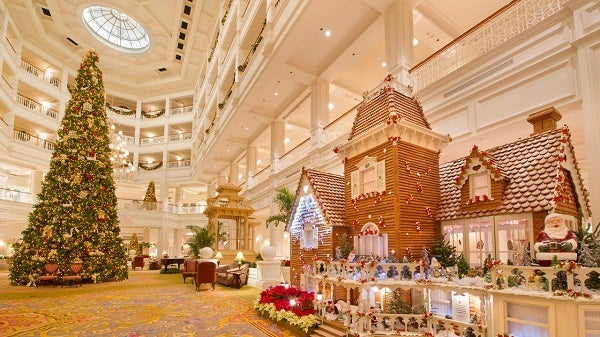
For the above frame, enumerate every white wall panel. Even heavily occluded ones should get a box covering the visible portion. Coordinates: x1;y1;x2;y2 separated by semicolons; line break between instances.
475;62;576;130
429;107;470;139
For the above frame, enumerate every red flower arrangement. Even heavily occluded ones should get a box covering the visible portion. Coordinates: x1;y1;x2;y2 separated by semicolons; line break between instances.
258;285;316;317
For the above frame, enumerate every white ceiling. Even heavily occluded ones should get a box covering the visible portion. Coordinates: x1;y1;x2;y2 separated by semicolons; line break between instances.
5;0;511;184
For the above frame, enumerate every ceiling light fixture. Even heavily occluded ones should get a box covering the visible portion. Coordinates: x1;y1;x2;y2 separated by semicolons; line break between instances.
325;30;331;37
381;62;387;67
284;137;290;144
413;38;419;46
328;102;334;111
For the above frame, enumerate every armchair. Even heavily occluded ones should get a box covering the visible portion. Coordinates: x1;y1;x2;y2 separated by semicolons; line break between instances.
182;258;196;284
216;262;250;288
194;261;217;291
132;256;145;270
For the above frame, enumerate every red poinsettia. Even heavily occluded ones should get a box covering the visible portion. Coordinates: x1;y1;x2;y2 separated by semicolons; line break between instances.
258;285;316;317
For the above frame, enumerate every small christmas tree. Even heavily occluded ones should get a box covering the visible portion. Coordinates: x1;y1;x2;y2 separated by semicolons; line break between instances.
129;233;140;255
457;254;469;278
385;289;412;314
143;180;157;210
578;241;597;267
516;241;531;266
430;237;458;268
9;50;128;285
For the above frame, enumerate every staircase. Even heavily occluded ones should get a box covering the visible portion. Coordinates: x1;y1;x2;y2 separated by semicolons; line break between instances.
310;320;346;337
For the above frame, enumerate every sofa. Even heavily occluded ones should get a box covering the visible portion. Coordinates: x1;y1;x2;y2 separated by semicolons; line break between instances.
216;262;249;288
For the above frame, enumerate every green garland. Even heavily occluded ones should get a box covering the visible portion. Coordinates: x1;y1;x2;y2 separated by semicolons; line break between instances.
141;109;165;119
138;161;163;171
105;103;135;116
238;19;267;72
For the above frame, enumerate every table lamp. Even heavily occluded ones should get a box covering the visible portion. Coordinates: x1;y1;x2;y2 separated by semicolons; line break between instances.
215;251;223;266
235;251;245;267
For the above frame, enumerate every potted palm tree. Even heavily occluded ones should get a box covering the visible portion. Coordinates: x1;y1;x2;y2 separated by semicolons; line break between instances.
265;187;295;228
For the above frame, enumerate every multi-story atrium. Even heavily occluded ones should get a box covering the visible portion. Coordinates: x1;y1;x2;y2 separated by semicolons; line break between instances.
0;0;599;273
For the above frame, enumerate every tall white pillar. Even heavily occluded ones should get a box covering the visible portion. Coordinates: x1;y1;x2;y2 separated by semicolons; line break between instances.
29;170;44;203
384;0;415;86
310;79;329;150
574;6;600;224
270;119;285;173
246;145;257;188
229;162;239;186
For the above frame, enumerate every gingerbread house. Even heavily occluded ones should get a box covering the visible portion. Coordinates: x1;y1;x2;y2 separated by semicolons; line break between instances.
287;76;591;289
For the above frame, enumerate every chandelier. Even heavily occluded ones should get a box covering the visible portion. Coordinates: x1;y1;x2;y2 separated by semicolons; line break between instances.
108;123;136;181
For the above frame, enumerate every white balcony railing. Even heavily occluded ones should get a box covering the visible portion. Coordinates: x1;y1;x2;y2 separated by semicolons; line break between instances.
0;188;32;203
410;0;569;92
13;130;54;151
20;59;61;88
17;94;58;120
168;132;192;142
167;160;191;169
140;136;165;145
170;105;193;116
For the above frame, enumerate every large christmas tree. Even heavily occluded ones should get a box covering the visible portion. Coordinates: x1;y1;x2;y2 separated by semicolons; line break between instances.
9;49;128;285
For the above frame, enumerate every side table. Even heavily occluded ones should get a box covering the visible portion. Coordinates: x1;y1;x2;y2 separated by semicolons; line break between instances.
229;271;243;288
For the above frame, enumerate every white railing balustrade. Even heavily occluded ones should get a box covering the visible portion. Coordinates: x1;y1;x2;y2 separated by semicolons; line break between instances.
324;106;358;141
168;132;192;142
167;160;191;169
170;105;193;115
279;139;310;168
140;136;165;145
13;130;54;151
117;199;204;214
17;94;58;120
20;60;61;88
0;188;32;203
410;0;569;92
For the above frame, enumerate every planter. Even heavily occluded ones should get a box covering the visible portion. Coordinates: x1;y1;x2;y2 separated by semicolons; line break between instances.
258;312;312;337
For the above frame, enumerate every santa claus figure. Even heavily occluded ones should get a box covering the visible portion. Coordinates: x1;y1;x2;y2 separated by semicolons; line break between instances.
534;213;578;266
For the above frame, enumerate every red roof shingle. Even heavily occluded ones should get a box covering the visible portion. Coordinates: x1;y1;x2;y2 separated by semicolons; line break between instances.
437;126;590;220
292;168;346;227
348;88;430;141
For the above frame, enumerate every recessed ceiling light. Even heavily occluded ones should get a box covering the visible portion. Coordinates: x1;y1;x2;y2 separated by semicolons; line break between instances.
324;30;331;37
413;38;419;46
381;62;387;67
328;103;334;111
284;137;290;144
256;159;262;165
274;92;278;96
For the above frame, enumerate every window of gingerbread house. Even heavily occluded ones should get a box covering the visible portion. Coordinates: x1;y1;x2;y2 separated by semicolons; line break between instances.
301;222;318;249
469;171;490;199
351;156;385;198
354;222;388;257
290;195;323;250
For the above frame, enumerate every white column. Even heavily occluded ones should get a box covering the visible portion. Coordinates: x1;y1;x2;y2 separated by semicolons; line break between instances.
270;119;285;173
29;170;44;203
384;0;414;86
229;162;239;186
246;146;257;188
310;78;329;150
574;4;600;223
175;186;183;208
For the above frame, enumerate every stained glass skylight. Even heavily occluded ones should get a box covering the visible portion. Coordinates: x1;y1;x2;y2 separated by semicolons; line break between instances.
82;6;150;53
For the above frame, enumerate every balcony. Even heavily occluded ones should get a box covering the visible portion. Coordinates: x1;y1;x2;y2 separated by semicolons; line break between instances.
17;94;58;120
13;130;54;151
0;187;32;203
410;0;569;93
20;60;61;88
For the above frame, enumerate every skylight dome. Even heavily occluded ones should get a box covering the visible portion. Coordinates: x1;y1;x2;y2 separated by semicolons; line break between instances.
82;6;150;53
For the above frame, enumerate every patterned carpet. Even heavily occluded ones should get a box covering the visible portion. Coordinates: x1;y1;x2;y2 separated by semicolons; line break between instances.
0;271;296;337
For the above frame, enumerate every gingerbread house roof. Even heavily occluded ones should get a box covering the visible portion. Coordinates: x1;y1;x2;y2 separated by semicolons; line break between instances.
289;167;346;228
437;126;591;220
454;145;508;187
348;77;430;141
